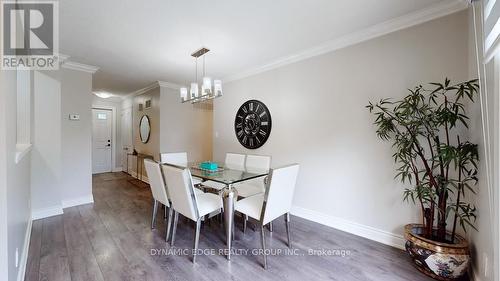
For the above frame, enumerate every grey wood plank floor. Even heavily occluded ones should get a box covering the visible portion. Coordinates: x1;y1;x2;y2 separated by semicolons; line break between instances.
24;172;465;281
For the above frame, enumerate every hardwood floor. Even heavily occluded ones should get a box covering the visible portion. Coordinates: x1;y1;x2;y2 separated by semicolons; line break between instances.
25;172;451;281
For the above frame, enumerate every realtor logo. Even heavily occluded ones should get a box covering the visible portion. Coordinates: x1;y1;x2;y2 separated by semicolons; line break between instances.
1;1;59;70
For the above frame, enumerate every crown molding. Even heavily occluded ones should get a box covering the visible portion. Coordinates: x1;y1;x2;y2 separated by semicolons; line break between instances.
62;61;99;74
57;53;70;64
223;0;469;83
122;81;160;100
158;80;182;90
123;80;183;100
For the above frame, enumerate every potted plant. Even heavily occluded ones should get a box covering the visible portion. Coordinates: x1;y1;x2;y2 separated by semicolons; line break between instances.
366;78;480;280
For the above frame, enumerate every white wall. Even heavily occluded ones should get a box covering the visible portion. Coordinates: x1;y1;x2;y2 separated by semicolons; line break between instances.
31;71;63;218
61;69;94;207
160;86;213;162
0;68;9;281
0;68;33;281
31;67;95;218
467;5;496;281
213;11;471;247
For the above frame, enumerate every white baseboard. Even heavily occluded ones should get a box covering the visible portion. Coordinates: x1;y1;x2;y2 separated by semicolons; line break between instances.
62;195;94;209
291;206;406;250
112;167;123;172
31;205;63;220
16;218;32;281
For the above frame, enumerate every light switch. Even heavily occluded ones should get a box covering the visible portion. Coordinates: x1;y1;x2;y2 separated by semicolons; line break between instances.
69;114;80;120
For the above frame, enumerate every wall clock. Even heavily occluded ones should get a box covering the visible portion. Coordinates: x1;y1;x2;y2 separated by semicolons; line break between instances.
234;100;272;149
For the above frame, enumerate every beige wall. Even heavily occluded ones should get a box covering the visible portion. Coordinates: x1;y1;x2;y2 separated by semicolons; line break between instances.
159;86;213;162
130;88;160;178
213;11;471;247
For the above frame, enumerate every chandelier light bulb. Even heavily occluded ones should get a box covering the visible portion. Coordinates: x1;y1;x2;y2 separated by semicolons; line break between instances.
214;80;222;96
180;87;188;101
190;82;199;98
202;77;212;95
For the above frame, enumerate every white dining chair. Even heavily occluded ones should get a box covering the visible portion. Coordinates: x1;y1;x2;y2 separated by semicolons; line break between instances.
160;152;203;185
234;154;271;198
203;153;246;191
162;164;223;263
144;159;173;242
235;164;299;269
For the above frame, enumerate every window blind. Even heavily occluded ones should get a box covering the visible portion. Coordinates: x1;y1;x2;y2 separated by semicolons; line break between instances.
484;0;500;62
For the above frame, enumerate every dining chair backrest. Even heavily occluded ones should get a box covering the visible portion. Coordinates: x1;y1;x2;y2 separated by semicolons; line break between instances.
144;159;170;207
245;155;271;173
261;164;300;225
161;164;199;221
225;153;246;170
160;152;188;166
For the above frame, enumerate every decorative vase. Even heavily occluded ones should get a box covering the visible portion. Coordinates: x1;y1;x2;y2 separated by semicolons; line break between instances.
404;224;470;280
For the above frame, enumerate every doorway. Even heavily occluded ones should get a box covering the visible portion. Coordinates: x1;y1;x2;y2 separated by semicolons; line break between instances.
92;108;113;174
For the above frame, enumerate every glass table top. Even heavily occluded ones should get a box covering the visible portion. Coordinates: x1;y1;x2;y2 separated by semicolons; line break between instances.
187;162;269;185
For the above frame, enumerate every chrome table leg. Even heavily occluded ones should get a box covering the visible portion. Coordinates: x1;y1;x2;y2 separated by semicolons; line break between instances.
151;200;158;229
222;184;236;260
285;213;292;248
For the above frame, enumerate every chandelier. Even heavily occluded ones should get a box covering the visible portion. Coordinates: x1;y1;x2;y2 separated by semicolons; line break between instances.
179;47;222;103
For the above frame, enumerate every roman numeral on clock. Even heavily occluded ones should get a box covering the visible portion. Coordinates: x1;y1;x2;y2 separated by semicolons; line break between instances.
235;100;271;149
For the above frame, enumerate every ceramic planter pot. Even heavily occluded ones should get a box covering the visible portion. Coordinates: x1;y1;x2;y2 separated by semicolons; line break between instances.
404;224;470;280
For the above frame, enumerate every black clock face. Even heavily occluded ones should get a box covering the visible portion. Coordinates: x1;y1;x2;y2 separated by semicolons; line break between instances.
234;100;272;149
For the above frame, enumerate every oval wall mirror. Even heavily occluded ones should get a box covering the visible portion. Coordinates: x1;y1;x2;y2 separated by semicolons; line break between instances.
139;115;151;143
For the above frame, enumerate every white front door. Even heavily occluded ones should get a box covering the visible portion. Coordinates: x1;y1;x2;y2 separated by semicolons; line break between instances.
121;107;133;170
92;108;113;174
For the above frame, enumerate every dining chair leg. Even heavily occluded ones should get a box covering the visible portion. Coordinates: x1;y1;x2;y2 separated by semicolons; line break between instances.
170;211;179;247
260;225;268;269
165;207;173;242
193;218;202;263
151;200;158;229
285;212;292;248
243;214;248;235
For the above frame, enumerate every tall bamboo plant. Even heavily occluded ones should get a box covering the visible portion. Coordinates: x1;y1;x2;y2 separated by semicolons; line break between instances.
367;78;479;242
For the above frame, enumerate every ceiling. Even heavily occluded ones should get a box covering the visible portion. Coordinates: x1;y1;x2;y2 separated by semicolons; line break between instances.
59;0;465;96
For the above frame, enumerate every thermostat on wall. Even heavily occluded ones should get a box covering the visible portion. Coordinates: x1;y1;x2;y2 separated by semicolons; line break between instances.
69;114;80;121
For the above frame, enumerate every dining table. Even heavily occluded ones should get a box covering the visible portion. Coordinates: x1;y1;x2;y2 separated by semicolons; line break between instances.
188;162;269;260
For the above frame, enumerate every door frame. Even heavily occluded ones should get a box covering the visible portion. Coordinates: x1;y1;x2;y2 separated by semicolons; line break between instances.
121;105;133;173
92;105;117;173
